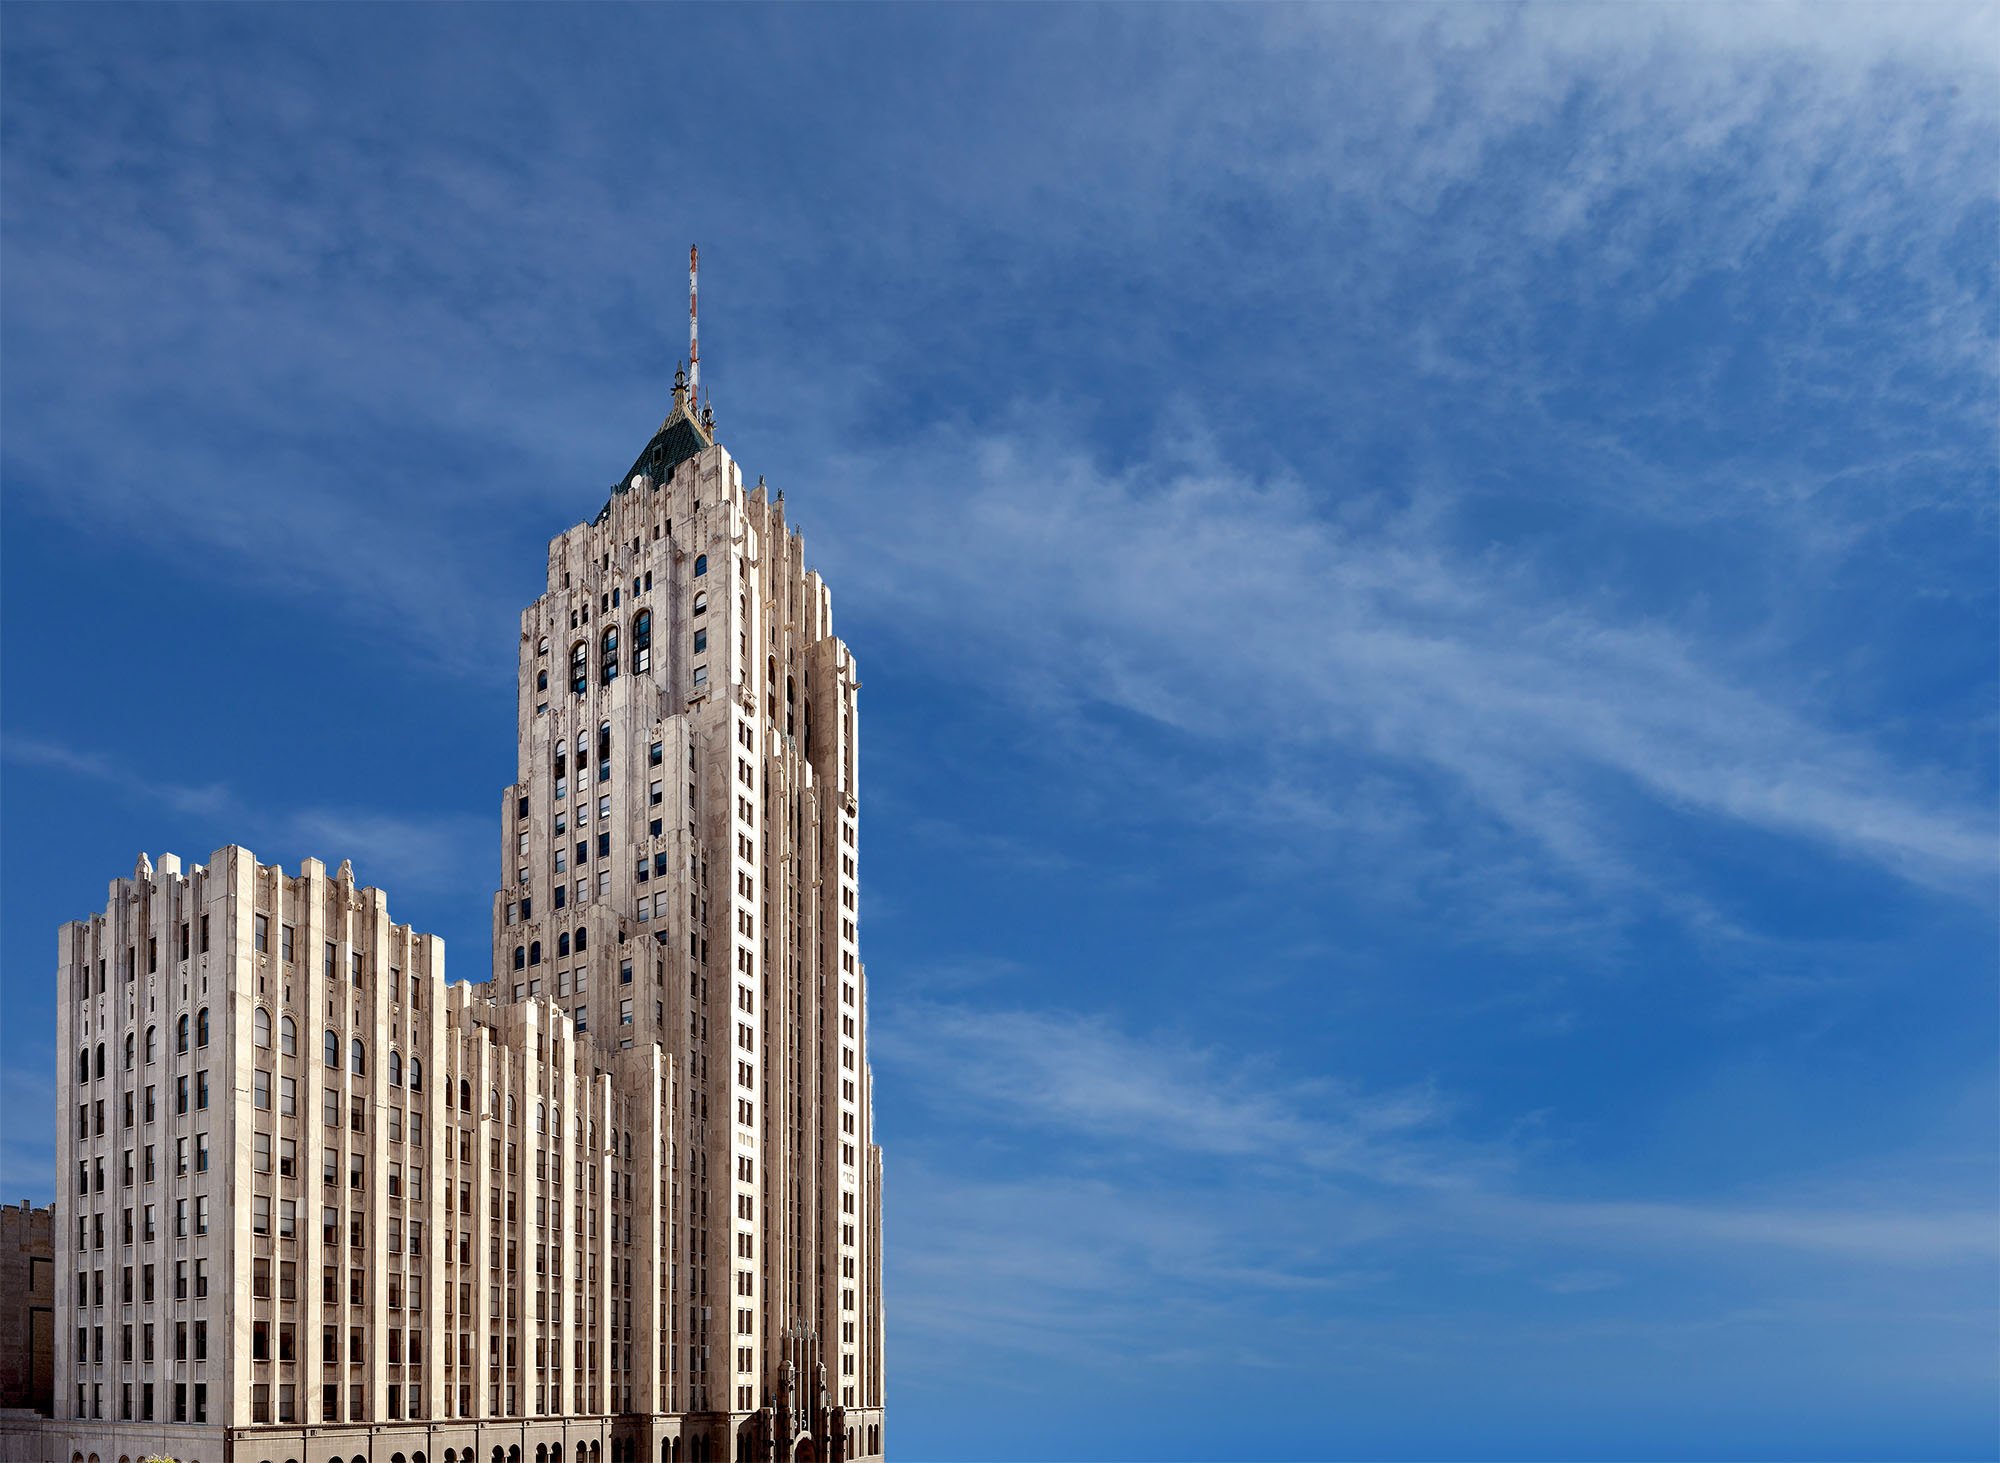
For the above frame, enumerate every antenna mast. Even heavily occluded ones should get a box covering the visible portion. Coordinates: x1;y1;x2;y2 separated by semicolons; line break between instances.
688;245;700;411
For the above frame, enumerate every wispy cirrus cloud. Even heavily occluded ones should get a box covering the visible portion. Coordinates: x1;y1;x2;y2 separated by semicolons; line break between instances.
815;428;1995;916
880;997;1997;1391
3;733;489;902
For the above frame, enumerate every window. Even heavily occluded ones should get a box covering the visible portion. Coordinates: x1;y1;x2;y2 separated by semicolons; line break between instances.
254;914;269;953
694;629;707;654
196;1007;209;1046
280;1015;296;1055
326;1030;340;1068
281;923;295;962
570;641;588;694
694;554;708;577
254;1008;272;1048
176;1015;189;1054
351;1037;366;1076
409;1056;422;1092
693;665;708;688
600;625;619;686
389;1051;402;1086
632;609;652;674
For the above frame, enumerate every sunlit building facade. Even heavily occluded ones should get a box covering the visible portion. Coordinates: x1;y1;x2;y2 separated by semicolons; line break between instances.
28;379;885;1463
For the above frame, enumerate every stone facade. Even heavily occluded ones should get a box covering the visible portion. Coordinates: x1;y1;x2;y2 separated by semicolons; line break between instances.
29;388;885;1463
0;1202;54;1416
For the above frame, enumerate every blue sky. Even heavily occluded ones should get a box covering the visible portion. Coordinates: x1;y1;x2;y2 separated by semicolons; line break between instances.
3;5;1996;1459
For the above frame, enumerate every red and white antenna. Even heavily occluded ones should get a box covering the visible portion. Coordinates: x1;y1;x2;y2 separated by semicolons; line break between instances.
687;245;700;409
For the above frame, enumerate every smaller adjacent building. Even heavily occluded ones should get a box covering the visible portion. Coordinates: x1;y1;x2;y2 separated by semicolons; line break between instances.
0;1202;54;1417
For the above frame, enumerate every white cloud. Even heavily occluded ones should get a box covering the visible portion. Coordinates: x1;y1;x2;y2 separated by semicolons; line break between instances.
2;735;489;901
882;997;1998;1270
813;426;1994;906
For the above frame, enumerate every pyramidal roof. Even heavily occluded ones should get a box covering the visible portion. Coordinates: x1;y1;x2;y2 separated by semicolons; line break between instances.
599;390;714;522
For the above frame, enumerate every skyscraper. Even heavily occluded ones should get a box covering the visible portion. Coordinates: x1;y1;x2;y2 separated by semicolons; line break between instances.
26;346;885;1463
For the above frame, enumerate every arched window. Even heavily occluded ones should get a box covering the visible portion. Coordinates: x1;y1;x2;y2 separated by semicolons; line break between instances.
79;1047;91;1084
558;933;571;958
537;1102;546;1134
693;554;707;577
91;1043;103;1079
388;1051;403;1086
692;592;707;617
177;1015;190;1054
459;1078;472;1111
599;722;612;765
145;1027;157;1063
196;1008;210;1047
124;1034;135;1070
280;1015;297;1056
325;1030;339;1068
570;642;587;695
351;1038;366;1076
529;941;541;966
600;625;619;686
632;610;652;675
507;1095;516;1125
409;1056;422;1092
574;928;587;953
537;669;549;692
254;1009;272;1049
513;946;525;971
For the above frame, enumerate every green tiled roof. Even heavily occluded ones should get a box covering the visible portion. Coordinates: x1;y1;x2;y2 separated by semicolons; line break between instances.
597;404;712;521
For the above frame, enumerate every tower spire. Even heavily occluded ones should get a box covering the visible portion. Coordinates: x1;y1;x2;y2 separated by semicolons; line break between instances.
688;245;700;409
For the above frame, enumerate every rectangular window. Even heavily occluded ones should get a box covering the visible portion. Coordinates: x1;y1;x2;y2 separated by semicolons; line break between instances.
254;914;269;953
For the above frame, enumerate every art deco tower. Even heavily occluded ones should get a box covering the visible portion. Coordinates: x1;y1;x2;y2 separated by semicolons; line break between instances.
489;347;884;1446
26;259;883;1463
